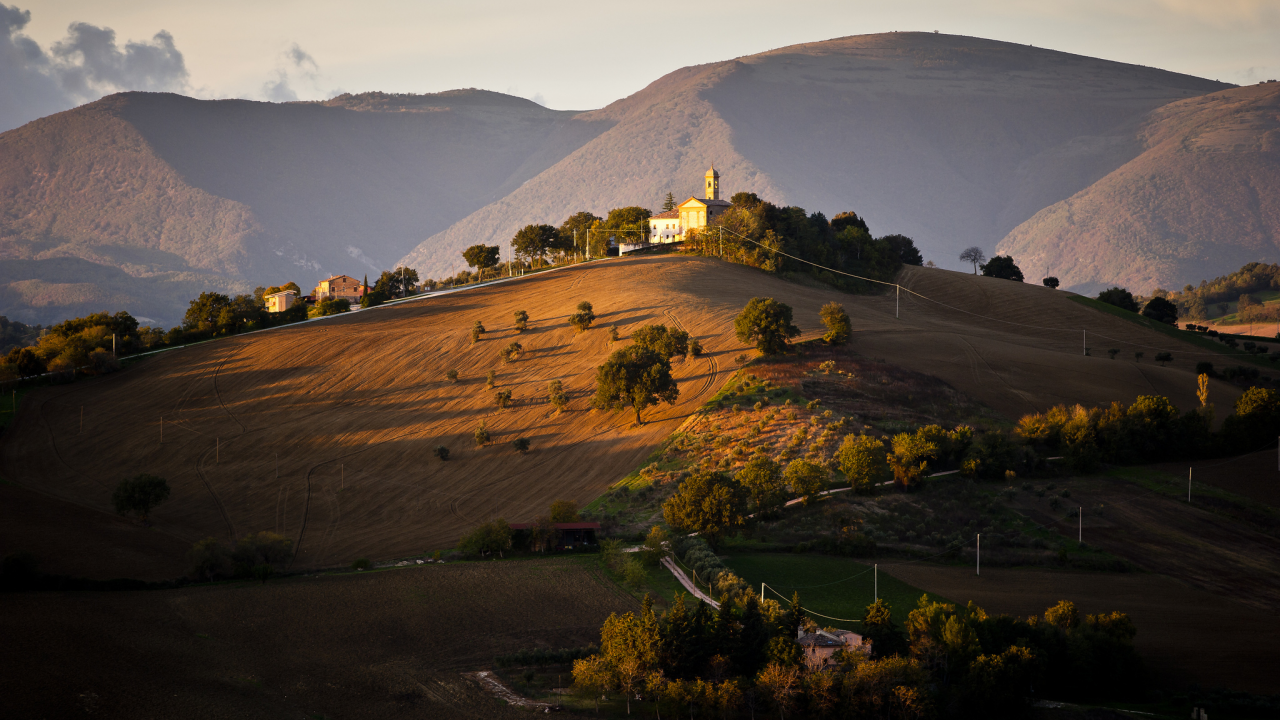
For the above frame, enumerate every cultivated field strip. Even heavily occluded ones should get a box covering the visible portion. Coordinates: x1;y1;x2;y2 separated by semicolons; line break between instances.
1;256;1237;576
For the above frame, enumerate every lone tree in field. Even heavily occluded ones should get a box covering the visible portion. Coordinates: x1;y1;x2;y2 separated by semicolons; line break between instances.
631;324;690;359
462;244;501;278
512;437;530;453
501;341;523;363
661;471;746;549
820;301;852;345
434;445;450;460
734;297;800;355
1042;276;1060;289
112;474;171;524
446;369;459;382
548;379;568;412
513;310;529;332
471;320;486;343
592;345;678;424
959;247;986;274
569;301;596;332
981;255;1024;282
1155;351;1173;366
495;389;513;409
474;421;490;446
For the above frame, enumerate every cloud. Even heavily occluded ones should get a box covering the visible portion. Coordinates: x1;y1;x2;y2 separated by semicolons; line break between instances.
261;43;321;102
0;3;188;133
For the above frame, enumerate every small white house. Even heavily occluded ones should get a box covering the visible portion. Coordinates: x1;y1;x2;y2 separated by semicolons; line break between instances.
264;289;298;313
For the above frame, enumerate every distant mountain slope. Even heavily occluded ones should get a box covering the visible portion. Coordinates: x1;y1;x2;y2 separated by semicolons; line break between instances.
997;82;1280;295
402;32;1227;278
0;90;608;325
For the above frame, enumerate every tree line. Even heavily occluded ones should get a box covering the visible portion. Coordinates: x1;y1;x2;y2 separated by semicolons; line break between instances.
573;579;1142;718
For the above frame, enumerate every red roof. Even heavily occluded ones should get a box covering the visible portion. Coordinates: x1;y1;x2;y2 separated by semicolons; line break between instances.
651;209;679;220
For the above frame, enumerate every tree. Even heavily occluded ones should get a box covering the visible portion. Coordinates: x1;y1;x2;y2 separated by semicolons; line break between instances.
836;435;889;492
880;234;923;266
640;525;669;566
513;310;529;331
462;244;501;276
592;345;679;424
662;471;746;548
112;474;170;524
981;255;1024;282
756;662;801;718
1142;296;1179;325
889;432;937;489
736;455;786;515
735;298;800;355
1097;287;1139;312
1042;276;1060;289
550;500;580;523
959;247;986;274
662;192;676;212
512;224;562;267
373;267;419;298
1154;351;1173;366
572;654;615;712
559;211;603;258
599;206;652;248
862;598;909;658
474;421;490;446
471;320;485;343
512;437;531;453
830;210;869;233
1107;348;1120;360
458;518;512;558
570;300;596;332
548;379;569;411
495;389;513;408
183;292;233;331
434;445;450;460
631;324;690;359
820;301;851;345
501;341;523;363
446;369;459;382
783;459;828;504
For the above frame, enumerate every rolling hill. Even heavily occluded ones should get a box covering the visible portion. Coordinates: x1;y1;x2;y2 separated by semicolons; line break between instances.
998;81;1280;295
0;32;1233;326
0;255;1243;580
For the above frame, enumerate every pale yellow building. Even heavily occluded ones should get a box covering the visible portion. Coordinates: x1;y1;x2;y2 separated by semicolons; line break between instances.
648;166;732;243
263;289;298;313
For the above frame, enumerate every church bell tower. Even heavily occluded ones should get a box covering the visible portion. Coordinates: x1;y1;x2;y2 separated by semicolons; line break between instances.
705;166;720;201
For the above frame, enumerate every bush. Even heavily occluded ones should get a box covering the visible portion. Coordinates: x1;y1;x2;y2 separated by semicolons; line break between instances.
548;380;569;412
608;326;619;342
352;558;372;570
688;338;703;357
512;437;530;453
471;320;486;343
446;369;459;382
1154;351;1173;365
434;445;450;460
820;301;852;345
1097;287;1139;312
569;301;596;332
513;310;529;332
474;421;490;446
486;369;497;388
501;341;523;363
495;389;513;408
111;474;171;524
310;298;351;317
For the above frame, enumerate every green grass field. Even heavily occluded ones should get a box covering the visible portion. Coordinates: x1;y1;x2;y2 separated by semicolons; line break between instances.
721;552;949;626
1069;295;1274;367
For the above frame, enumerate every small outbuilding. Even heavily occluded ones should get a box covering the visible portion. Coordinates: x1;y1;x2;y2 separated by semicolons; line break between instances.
263;289;299;313
796;628;871;668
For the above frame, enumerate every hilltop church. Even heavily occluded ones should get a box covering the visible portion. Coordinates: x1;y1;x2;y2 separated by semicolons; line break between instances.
649;166;732;243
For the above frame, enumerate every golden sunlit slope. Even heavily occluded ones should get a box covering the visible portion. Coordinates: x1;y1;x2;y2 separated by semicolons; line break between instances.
404;32;1227;278
999;82;1280;294
0;256;1238;579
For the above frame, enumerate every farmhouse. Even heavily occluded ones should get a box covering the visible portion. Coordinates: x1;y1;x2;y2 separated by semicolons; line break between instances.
314;275;365;303
796;628;870;668
263;289;298;313
648;166;732;243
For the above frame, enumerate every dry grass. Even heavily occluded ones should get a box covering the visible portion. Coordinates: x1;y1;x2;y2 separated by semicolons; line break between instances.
0;256;1243;579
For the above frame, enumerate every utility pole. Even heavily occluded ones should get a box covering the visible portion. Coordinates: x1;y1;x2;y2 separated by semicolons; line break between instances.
896;286;900;319
761;582;765;602
112;333;116;358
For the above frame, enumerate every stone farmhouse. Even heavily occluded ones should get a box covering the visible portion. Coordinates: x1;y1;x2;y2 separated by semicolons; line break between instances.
314;275;366;304
648;166;732;243
796;628;871;668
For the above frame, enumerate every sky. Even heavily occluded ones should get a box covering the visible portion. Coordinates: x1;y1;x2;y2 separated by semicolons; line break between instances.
1;0;1277;131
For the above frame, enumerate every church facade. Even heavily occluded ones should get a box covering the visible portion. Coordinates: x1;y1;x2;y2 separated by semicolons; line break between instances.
649;166;732;243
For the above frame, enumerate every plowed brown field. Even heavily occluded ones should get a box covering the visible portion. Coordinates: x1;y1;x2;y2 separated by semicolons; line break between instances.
0;256;1241;578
